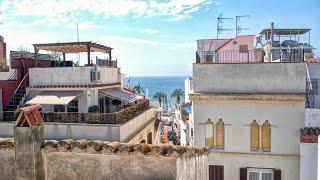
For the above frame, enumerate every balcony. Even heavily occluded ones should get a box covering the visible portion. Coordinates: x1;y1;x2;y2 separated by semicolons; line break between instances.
196;49;312;64
42;99;150;124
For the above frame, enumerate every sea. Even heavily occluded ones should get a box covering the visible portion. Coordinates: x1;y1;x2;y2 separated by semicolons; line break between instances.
125;76;186;106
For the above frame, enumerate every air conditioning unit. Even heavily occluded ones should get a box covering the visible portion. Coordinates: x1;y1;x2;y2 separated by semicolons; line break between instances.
90;71;100;82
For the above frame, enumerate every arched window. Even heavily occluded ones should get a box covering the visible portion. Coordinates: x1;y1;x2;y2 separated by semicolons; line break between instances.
216;118;225;150
140;139;146;144
261;120;271;152
205;118;214;147
250;119;259;151
147;132;152;144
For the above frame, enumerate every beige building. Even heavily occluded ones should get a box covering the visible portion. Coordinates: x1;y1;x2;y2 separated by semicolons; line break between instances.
189;63;306;180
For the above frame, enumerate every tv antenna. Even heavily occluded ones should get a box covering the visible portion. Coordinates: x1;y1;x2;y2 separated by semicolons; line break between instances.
76;24;80;64
235;15;250;36
217;13;233;39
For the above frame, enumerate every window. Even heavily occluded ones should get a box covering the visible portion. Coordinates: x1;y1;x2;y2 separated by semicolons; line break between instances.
206;55;213;63
97;71;101;80
205;118;214;147
250;120;260;151
53;105;65;112
90;71;100;81
261;120;271;152
216;118;225;150
247;168;273;180
209;165;224;180
67;100;78;112
147;132;152;144
239;45;249;53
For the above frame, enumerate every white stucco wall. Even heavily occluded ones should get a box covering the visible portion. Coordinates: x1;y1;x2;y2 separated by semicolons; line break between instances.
305;108;320;127
300;143;318;180
29;66;118;86
210;153;300;180
120;108;156;141
0;69;16;80
184;77;193;103
193;63;306;94
193;101;305;155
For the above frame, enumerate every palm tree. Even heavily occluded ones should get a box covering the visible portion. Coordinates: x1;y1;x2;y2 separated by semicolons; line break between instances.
171;88;184;104
133;83;145;95
153;92;165;107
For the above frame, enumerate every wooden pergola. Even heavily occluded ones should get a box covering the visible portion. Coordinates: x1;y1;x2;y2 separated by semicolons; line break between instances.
33;41;113;66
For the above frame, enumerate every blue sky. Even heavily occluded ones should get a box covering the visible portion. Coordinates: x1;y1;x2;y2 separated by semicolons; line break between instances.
0;0;319;76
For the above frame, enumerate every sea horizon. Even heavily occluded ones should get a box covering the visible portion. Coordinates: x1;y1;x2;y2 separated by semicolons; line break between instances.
124;76;187;106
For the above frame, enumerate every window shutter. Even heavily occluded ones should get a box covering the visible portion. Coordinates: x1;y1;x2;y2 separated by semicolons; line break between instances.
209;165;224;180
274;169;281;180
240;168;247;180
250;120;260;151
261;120;271;152
216;118;225;150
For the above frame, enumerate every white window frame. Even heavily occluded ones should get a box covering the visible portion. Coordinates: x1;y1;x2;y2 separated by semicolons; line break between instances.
247;168;273;180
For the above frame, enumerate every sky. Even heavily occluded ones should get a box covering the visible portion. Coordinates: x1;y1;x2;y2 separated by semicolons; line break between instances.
0;0;319;76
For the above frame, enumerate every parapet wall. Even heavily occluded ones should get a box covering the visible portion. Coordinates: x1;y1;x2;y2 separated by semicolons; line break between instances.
193;63;306;94
0;138;208;180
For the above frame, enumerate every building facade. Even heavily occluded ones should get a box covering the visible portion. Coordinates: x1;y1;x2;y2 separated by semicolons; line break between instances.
190;63;305;180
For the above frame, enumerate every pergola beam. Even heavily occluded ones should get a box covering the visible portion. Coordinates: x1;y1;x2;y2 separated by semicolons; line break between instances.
33;41;113;66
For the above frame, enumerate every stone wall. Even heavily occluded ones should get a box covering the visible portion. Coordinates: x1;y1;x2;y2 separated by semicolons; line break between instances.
0;147;15;180
0;137;208;180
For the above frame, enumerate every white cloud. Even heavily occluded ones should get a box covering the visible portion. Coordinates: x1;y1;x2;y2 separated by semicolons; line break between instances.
102;35;158;46
101;35;195;50
142;28;159;35
0;0;213;26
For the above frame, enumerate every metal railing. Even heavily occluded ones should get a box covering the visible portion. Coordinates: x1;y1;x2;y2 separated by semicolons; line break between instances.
196;49;309;63
96;58;117;68
196;50;263;63
42;99;149;124
270;49;307;62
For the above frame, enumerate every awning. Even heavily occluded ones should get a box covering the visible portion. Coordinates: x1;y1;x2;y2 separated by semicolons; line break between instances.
99;88;142;103
26;91;82;105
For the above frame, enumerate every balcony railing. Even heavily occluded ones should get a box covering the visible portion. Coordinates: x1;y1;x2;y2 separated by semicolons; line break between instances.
42;99;149;124
96;58;117;68
196;50;262;63
196;49;310;64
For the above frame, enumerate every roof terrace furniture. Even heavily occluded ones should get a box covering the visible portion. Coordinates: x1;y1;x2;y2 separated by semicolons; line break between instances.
33;41;113;67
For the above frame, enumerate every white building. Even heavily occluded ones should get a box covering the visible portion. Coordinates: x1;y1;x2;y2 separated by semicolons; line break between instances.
186;23;320;180
190;63;305;180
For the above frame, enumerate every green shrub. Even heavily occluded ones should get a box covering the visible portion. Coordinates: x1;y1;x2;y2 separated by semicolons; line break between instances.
88;105;100;113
